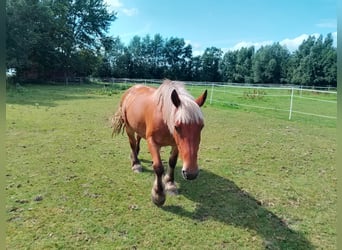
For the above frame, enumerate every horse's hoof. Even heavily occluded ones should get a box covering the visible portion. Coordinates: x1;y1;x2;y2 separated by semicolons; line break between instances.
165;182;178;196
151;189;166;206
132;164;142;173
152;195;166;207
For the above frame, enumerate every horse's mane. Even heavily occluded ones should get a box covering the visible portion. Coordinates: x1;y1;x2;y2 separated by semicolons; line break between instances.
154;79;204;133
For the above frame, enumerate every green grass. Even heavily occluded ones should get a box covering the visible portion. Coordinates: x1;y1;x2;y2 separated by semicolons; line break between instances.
6;83;336;249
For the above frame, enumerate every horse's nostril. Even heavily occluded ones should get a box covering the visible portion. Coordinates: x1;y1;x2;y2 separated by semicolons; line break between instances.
182;170;199;180
182;170;187;179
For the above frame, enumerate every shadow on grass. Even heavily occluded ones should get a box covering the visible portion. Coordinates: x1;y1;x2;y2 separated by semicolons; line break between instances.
140;159;154;173
163;169;314;249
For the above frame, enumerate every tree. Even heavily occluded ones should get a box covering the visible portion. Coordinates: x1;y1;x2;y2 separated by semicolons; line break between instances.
51;0;116;80
235;47;254;83
72;49;99;77
309;34;337;86
6;0;57;80
221;50;237;82
190;56;202;81
6;0;116;82
252;43;289;83
288;36;316;85
287;34;336;86
322;33;337;85
164;37;192;80
201;47;223;82
149;34;166;79
127;36;145;78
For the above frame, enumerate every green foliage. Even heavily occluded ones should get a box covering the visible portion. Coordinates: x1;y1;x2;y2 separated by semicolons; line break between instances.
221;47;255;83
6;0;116;81
287;34;337;86
252;43;290;83
5;0;336;86
164;37;193;80
101;33;336;87
6;0;56;74
200;47;223;82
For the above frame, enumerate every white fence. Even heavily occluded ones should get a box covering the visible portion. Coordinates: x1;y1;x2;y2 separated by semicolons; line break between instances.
199;83;337;121
97;78;337;121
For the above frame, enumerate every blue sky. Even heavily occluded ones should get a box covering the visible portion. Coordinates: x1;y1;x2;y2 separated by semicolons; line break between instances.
105;0;337;55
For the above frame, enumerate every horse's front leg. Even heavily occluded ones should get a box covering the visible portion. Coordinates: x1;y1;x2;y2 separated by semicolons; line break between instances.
147;138;165;206
164;146;178;195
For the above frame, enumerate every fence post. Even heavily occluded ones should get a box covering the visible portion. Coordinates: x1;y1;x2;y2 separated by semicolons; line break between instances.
210;83;214;104
289;87;294;120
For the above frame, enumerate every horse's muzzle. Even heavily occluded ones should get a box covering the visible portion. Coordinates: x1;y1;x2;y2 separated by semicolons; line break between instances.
182;169;199;180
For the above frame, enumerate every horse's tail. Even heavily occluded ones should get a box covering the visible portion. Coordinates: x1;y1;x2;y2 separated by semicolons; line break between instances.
111;106;125;137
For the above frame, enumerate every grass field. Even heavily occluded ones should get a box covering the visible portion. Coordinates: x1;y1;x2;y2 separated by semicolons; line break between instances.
189;84;337;127
6;83;336;249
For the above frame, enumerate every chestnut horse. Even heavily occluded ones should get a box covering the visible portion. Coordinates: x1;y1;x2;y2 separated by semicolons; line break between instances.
112;79;207;206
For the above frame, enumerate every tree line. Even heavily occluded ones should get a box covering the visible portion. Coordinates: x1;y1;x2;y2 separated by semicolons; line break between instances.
6;0;337;87
98;33;336;87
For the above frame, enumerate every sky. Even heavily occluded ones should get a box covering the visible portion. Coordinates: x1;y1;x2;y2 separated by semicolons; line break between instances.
104;0;337;55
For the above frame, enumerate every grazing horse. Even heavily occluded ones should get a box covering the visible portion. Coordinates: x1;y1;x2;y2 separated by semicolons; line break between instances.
112;79;207;206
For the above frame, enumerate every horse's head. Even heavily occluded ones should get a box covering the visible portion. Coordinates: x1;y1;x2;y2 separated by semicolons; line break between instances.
171;89;207;180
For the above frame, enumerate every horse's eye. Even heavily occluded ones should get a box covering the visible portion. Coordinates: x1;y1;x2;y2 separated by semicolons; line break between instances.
174;125;181;133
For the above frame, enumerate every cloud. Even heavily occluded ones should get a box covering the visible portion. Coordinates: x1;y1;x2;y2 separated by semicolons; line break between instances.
104;0;123;10
229;40;273;51
192;50;204;57
185;40;204;56
122;8;139;17
185;40;201;49
280;33;320;52
332;31;337;47
104;0;138;16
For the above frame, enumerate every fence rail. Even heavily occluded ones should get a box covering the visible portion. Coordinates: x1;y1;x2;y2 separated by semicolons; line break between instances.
94;78;337;121
183;82;337;121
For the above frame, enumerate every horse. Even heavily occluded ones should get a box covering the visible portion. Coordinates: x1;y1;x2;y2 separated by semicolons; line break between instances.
112;79;207;206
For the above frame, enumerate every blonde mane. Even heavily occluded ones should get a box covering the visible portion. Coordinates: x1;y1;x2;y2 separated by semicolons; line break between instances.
154;79;204;133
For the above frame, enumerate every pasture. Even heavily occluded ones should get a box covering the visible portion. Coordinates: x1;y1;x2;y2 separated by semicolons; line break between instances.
6;83;336;249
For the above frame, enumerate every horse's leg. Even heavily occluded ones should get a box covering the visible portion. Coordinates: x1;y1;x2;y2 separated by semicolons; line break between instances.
147;138;165;206
136;135;141;156
164;146;178;195
126;129;142;173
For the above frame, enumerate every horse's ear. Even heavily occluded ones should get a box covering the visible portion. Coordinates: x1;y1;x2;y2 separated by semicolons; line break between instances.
171;89;181;108
195;90;207;107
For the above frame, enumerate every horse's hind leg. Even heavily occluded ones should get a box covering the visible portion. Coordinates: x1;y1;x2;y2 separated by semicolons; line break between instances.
164;146;178;195
126;129;142;173
136;135;141;156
